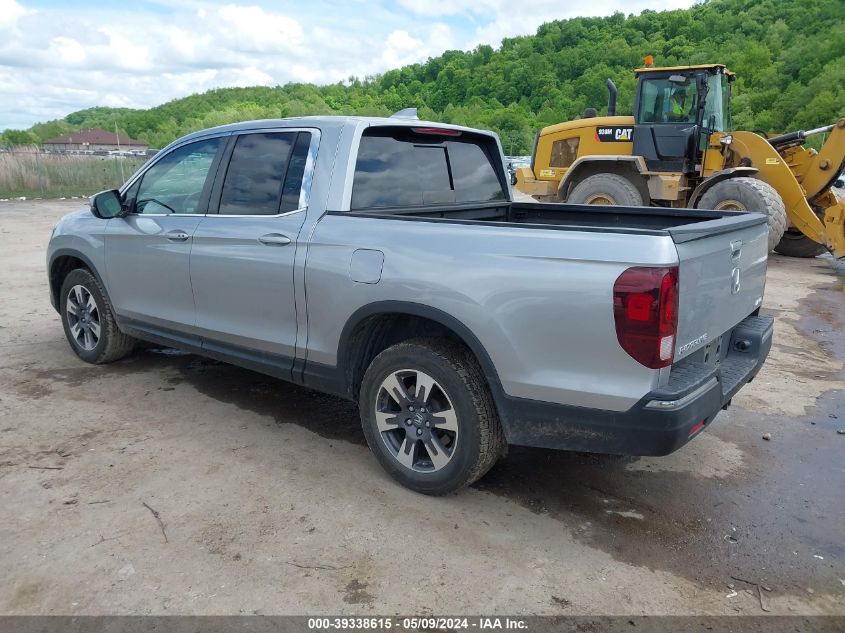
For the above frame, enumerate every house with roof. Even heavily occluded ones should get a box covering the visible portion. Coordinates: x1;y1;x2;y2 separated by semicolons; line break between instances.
42;128;149;153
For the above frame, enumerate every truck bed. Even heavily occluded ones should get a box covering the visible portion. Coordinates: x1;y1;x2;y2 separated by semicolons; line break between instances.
347;200;767;243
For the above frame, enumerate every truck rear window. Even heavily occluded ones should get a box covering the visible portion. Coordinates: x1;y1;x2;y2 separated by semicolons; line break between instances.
351;128;506;209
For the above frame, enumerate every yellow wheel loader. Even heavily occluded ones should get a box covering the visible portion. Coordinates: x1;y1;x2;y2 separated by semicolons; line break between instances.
515;62;845;258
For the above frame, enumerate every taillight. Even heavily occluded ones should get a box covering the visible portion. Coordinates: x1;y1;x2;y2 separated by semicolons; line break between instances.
613;266;679;369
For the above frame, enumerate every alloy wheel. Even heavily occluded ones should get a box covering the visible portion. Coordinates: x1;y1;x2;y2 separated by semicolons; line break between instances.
66;285;101;351
374;369;459;472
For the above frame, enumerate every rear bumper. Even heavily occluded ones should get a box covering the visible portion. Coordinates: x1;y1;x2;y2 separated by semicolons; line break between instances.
498;314;773;456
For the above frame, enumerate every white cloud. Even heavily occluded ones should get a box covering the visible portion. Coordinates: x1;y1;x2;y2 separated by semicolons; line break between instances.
0;0;31;28
0;0;696;130
47;36;87;66
216;4;304;54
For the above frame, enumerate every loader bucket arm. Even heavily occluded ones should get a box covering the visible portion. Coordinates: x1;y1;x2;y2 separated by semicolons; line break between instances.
799;119;845;202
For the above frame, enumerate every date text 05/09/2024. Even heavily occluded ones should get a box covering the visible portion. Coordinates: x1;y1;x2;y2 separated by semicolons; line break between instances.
307;617;528;630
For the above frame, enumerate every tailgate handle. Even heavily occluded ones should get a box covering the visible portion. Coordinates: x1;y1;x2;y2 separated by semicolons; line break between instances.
730;240;742;261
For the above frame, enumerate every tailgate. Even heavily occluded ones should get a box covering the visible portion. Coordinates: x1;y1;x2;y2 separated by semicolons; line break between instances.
670;214;768;362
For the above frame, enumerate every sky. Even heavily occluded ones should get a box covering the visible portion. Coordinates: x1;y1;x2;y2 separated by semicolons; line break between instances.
0;0;696;131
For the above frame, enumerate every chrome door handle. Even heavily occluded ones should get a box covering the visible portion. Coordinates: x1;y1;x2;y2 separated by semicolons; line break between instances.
165;230;190;242
258;233;291;246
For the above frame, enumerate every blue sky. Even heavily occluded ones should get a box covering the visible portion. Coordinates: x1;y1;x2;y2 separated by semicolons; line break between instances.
0;0;695;130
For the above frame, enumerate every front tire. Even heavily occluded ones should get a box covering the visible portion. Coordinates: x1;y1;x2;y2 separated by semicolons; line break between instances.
697;177;787;251
359;338;504;495
59;268;135;364
774;229;826;258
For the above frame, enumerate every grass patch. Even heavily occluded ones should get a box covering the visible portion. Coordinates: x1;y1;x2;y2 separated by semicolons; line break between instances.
0;148;147;199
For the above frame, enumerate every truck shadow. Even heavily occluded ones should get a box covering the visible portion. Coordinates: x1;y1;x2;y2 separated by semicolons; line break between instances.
59;345;843;596
127;346;366;446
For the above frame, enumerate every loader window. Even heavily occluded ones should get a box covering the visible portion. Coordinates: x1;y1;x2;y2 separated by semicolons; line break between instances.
637;77;699;124
702;73;730;132
351;128;506;209
549;138;580;168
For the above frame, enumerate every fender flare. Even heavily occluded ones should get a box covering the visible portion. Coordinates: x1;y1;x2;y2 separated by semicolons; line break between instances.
688;166;759;208
336;300;507;404
48;248;110;312
558;155;649;201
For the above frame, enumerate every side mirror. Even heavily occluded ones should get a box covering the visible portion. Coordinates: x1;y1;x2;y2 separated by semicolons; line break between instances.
90;189;125;219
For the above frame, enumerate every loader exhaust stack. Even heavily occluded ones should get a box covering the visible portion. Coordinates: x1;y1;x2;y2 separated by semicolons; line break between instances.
606;79;617;117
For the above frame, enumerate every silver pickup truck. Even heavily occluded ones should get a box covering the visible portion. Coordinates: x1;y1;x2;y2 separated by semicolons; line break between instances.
47;114;773;494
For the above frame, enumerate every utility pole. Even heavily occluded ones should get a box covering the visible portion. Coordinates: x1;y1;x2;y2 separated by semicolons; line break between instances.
115;122;125;182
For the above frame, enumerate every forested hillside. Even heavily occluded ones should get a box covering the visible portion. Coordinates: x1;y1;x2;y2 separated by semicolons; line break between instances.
4;0;843;154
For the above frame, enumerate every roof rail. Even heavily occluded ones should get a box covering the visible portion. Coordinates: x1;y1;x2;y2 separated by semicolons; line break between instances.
391;108;419;120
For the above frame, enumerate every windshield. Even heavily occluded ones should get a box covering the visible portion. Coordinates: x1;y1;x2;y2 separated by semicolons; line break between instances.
637;76;699;124
703;73;730;132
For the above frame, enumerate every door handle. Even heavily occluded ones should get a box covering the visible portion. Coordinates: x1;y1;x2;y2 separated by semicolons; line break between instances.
165;230;190;242
258;233;291;246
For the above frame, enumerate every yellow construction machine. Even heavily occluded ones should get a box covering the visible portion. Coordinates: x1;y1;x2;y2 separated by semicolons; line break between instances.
515;60;845;257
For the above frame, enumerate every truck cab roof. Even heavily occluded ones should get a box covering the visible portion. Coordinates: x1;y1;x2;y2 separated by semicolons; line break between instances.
172;115;497;149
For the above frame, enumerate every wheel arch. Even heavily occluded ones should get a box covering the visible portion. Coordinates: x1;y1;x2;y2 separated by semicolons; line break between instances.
336;301;505;407
48;249;109;313
689;166;759;208
558;155;650;203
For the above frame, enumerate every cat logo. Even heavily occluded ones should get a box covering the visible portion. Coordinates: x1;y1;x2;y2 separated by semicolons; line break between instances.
596;126;634;142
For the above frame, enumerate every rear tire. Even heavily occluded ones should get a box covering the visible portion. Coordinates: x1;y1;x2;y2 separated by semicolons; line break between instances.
697;177;787;251
60;268;136;364
567;173;644;206
774;229;826;258
359;338;504;495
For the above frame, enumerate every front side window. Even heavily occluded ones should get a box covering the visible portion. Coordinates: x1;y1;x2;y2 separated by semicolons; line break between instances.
133;137;222;214
351;128;506;209
637;77;699;125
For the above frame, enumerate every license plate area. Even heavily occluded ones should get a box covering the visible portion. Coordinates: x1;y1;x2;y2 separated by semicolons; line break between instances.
685;335;724;368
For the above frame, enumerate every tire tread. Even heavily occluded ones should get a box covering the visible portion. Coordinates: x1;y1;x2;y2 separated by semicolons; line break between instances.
360;337;505;494
61;268;135;364
567;173;644;206
698;176;787;251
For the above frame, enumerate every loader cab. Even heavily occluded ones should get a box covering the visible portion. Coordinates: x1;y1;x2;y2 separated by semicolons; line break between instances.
632;65;733;174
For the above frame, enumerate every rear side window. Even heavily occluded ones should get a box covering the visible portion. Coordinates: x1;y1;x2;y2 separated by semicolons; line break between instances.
218;131;311;215
351;128;506;209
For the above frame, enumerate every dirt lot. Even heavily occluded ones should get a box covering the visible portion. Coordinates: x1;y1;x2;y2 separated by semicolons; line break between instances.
0;199;843;616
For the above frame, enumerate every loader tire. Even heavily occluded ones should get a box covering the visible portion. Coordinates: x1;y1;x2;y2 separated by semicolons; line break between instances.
567;173;644;206
697;177;787;251
773;229;826;258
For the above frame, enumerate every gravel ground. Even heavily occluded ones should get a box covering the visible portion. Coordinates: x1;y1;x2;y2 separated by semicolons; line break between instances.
0;199;843;616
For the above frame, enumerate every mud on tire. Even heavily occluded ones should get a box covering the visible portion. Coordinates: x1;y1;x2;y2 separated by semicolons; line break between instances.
359;338;505;495
774;229;826;258
697;177;788;251
59;268;136;364
567;173;644;206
